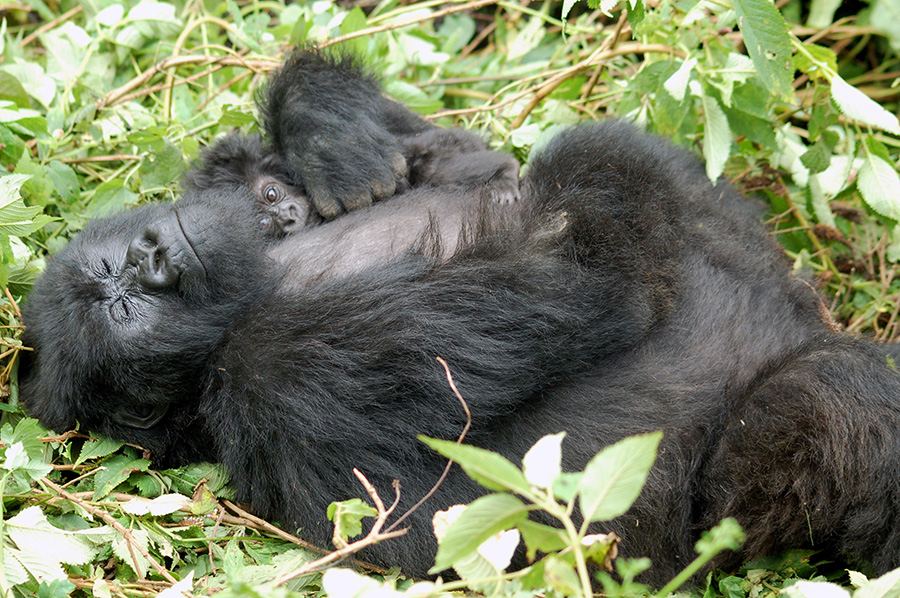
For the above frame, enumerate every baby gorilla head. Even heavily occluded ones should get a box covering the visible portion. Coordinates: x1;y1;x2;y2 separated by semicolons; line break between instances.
19;194;270;465
183;133;319;238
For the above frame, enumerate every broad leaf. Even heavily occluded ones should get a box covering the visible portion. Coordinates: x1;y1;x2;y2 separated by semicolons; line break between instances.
431;494;528;572
578;432;662;523
420;436;531;494
734;0;794;100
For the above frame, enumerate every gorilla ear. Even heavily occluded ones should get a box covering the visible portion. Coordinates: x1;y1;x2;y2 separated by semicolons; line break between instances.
112;404;169;429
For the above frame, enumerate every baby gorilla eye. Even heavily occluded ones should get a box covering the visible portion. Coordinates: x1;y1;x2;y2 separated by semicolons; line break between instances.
264;185;280;204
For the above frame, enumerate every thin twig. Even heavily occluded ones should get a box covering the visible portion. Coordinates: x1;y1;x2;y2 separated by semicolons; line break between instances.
20;5;83;47
273;471;408;586
386;357;471;532
98;56;278;109
430;43;681;120
320;0;500;49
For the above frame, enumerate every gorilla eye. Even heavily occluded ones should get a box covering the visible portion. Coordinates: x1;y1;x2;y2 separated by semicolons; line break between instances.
113;403;169;429
264;185;279;204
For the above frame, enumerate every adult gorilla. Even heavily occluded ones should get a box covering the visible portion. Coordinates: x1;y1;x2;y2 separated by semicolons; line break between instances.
19;52;900;585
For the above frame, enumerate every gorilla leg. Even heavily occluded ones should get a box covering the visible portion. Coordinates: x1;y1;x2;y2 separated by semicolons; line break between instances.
700;335;900;574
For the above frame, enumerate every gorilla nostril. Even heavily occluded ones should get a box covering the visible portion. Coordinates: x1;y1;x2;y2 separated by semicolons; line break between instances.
126;227;179;290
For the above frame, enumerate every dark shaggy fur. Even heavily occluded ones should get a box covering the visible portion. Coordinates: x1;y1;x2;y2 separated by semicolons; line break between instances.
18;52;900;586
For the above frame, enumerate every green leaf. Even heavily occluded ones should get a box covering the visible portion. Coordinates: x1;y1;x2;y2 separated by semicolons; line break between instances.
800;139;831;174
543;554;582;595
46;160;79;203
578;431;662;523
795;44;837;81
326;498;377;541
92;453;150;499
384;81;443;115
75;436;124;466
420;436;531;494
831;75;900;135
856;566;900;598
517;519;568;561
806;0;841;28
733;0;794;100
552;472;583;503
0;174;55;237
85;178;139;219
431;494;528;572
695;85;731;181
858;139;900;221
338;7;368;57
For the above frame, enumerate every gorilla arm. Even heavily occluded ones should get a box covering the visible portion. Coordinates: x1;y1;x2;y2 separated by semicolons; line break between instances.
261;51;429;219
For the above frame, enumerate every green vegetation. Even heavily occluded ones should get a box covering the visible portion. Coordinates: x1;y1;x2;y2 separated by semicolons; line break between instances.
0;0;898;595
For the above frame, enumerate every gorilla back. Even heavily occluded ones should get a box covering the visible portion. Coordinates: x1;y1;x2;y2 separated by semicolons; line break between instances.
19;121;900;585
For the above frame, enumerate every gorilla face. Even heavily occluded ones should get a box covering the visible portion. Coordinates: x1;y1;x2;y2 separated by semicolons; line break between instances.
253;175;315;236
20;193;269;463
182;133;318;239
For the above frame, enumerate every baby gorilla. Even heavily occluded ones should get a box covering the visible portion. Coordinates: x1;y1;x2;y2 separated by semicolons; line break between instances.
182;134;320;238
183;119;521;280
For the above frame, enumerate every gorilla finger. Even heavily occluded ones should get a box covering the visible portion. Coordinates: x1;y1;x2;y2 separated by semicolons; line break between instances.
369;173;397;202
391;152;408;179
341;190;374;213
306;183;345;220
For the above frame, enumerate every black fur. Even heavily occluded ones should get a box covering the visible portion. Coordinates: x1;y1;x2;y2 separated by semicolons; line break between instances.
18;52;900;586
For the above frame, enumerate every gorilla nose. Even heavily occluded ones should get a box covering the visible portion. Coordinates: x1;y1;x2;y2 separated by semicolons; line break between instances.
126;227;179;289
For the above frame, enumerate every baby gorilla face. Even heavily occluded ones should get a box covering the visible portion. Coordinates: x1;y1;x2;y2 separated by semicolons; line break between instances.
254;175;316;237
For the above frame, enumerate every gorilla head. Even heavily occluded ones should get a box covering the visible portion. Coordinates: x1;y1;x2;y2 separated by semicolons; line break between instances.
20;194;268;463
182;134;319;238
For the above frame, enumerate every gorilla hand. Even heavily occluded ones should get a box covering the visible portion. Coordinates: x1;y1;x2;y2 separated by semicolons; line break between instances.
261;51;429;219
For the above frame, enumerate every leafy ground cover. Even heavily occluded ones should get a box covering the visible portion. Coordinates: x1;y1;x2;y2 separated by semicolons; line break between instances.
0;0;899;596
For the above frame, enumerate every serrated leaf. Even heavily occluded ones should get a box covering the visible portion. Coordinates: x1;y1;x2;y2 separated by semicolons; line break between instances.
2;548;29;585
800;139;831;174
578;432;662;523
663;57;697;102
420;436;531;494
795;44;837;81
734;0;794;99
849;570;869;588
431;494;527;573
858;151;900;221
75;436;124;466
327;498;377;540
694;84;731;181
93;453;150;499
855;565;900;598
6;506;98;580
831;75;900;135
112;528;150;578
